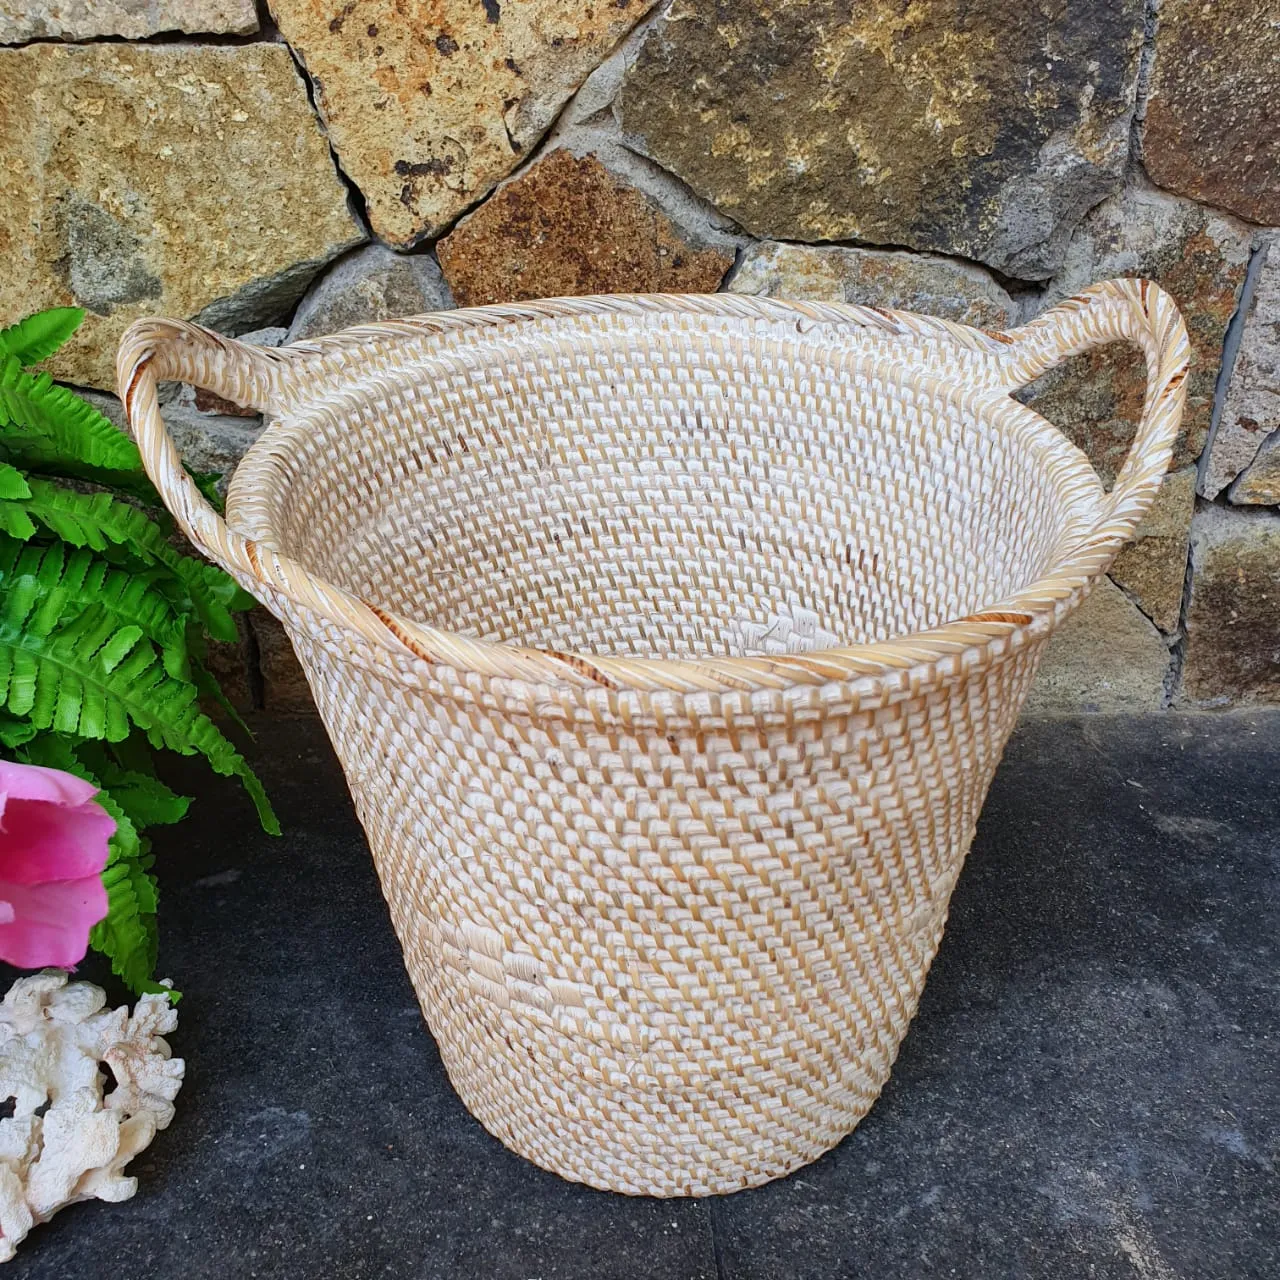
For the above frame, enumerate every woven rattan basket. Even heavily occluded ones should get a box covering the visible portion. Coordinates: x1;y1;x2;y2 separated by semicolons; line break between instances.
119;278;1187;1196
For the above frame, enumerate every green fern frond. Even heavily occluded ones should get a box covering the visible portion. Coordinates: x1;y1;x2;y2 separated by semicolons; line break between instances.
0;504;35;539
103;728;159;776
0;537;189;657
0;308;275;995
155;712;278;835
0;308;84;366
189;469;226;512
191;656;253;737
96;768;190;829
70;741;191;829
8;479;246;641
0;464;35;538
90;853;168;997
0;463;30;500
0;712;36;747
0;352;144;474
0;588;277;831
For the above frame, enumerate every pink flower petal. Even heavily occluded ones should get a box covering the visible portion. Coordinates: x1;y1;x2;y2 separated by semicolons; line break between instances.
0;875;108;970
0;761;99;810
0;797;114;885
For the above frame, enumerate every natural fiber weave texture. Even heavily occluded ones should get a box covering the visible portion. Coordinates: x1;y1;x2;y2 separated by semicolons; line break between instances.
119;280;1187;1195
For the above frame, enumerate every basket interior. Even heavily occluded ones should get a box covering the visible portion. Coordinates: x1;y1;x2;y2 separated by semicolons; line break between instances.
229;319;1102;661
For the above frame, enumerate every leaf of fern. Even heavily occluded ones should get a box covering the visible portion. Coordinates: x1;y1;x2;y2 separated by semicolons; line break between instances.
0;308;84;366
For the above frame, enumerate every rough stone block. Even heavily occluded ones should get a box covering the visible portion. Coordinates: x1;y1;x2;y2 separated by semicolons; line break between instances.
619;0;1144;279
0;44;363;390
437;149;733;307
288;245;454;342
1181;505;1280;707
1023;578;1170;715
1200;238;1280;500
1108;467;1195;635
1228;434;1280;507
250;612;317;715
1142;0;1280;226
728;242;1015;328
0;0;257;42
270;0;657;247
1019;185;1252;484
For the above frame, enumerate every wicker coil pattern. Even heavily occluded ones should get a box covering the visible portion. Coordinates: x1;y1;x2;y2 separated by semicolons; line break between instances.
119;280;1187;1195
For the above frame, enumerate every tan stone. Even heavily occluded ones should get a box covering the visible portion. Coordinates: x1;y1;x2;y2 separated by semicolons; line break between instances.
1022;578;1169;715
0;44;363;391
619;0;1144;279
728;242;1015;329
270;0;657;248
436;150;733;307
1142;0;1280;226
1108;467;1195;634
1181;505;1280;707
1228;433;1280;506
1019;185;1252;485
1201;238;1280;499
0;0;257;42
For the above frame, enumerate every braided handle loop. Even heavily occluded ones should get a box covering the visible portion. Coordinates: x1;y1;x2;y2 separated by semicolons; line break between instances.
116;319;425;659
998;279;1191;537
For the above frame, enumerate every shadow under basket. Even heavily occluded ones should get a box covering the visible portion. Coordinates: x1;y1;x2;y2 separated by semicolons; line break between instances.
119;281;1187;1196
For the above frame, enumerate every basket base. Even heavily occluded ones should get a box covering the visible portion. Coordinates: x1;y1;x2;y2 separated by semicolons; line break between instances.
437;1032;896;1197
407;948;925;1197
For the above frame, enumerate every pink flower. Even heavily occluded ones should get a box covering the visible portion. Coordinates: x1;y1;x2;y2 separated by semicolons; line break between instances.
0;761;113;970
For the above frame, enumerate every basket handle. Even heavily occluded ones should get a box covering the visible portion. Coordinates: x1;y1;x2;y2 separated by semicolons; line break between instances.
117;318;580;679
117;319;286;574
116;318;409;647
997;279;1190;537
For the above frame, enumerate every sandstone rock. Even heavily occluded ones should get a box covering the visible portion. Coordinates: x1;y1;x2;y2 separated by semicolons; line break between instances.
1019;186;1252;484
250;612;316;715
728;243;1015;329
288;245;453;342
0;0;257;42
1142;0;1280;226
1108;467;1195;634
618;0;1144;280
1200;238;1279;499
270;0;657;248
1181;505;1280;707
1022;578;1170;715
0;44;363;391
1228;434;1280;506
436;149;734;307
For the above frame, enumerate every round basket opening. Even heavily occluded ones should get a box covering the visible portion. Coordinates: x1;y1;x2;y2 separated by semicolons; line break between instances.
232;320;1098;661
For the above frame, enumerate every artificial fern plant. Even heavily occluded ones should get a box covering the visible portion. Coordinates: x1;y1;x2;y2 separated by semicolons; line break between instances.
0;306;278;997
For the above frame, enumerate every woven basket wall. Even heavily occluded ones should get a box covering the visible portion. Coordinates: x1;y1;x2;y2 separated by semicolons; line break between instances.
119;279;1187;1195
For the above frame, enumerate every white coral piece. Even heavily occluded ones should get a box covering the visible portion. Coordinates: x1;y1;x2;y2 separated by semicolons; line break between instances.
0;970;183;1262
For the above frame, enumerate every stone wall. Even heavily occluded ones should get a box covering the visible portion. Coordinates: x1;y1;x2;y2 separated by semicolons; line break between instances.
2;0;1276;715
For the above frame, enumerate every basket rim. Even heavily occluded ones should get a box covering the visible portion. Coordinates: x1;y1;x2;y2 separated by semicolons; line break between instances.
119;280;1190;695
229;313;1114;694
